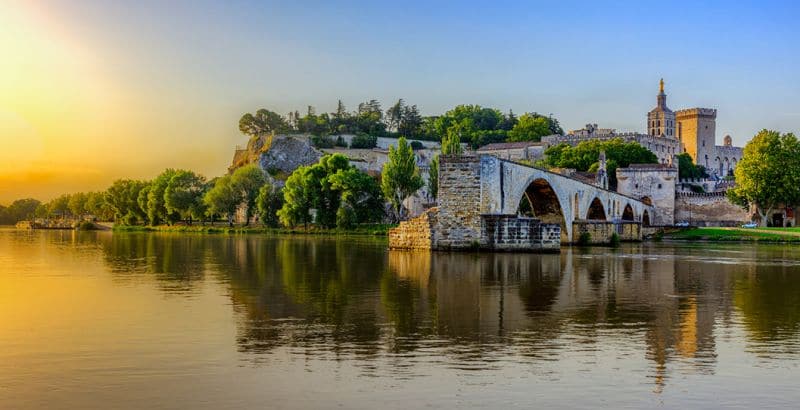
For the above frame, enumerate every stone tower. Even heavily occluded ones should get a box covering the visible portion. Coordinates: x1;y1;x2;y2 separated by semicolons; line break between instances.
675;108;717;169
647;79;676;137
596;150;609;190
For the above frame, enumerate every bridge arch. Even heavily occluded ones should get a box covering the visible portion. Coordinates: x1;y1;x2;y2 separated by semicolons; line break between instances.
512;176;570;243
586;197;607;220
622;204;635;221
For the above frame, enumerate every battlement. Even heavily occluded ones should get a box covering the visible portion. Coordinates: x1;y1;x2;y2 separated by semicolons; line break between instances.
675;108;717;118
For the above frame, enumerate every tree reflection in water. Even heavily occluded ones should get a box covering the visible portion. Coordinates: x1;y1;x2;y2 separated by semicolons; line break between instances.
96;233;800;388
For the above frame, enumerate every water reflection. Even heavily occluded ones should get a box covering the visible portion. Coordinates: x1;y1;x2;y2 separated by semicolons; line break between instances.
91;233;800;386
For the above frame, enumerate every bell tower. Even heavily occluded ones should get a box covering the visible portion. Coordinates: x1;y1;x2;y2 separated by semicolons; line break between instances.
647;78;676;138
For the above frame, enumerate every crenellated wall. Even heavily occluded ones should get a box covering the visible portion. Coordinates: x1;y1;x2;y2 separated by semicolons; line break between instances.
674;192;748;226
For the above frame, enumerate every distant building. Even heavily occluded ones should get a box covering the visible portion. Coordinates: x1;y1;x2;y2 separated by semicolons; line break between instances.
541;79;744;177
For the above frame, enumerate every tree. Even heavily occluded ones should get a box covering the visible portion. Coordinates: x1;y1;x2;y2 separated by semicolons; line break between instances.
105;179;148;224
386;99;405;132
204;175;241;227
47;194;71;218
728;130;800;226
165;170;207;225
278;154;380;228
676;153;707;179
542;138;658;188
239;109;290;137
230;164;267;226
86;192;112;220
255;183;283;227
350;133;377;149
68;192;88;218
381;137;423;220
507;113;551;142
147;169;179;225
6;198;41;222
399;105;423;138
328;168;384;225
441;124;464;155
428;154;439;201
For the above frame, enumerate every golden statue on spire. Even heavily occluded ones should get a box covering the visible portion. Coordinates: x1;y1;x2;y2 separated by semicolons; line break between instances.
659;78;665;93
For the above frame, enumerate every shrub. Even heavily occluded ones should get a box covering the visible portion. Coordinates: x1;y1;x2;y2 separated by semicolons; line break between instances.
336;205;357;229
77;221;97;231
335;135;347;147
578;232;591;245
311;135;335;148
610;232;620;247
350;133;377;149
410;140;424;150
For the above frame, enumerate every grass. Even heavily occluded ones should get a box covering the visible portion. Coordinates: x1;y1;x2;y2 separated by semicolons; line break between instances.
112;223;395;236
665;227;800;243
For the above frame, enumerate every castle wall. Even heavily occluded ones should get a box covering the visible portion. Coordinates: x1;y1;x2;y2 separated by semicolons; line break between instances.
674;192;749;226
616;165;677;225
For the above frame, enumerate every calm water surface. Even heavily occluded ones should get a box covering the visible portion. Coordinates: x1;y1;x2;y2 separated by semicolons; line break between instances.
1;228;799;409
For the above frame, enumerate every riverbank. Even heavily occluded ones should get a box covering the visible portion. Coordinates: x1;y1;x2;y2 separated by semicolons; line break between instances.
664;227;800;243
112;223;394;236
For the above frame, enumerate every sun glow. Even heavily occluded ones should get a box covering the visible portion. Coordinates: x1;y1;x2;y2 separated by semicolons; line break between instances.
0;2;124;202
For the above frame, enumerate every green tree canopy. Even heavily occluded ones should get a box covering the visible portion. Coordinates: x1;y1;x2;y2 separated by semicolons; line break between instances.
381;137;423;220
428;154;439;201
676;153;707;179
165;170;208;225
728;130;800;226
105;179;149;224
542;138;658;188
230;164;267;226
239;109;290;137
507;113;552;142
204;175;242;227
147;169;179;226
278;154;381;228
255;182;283;227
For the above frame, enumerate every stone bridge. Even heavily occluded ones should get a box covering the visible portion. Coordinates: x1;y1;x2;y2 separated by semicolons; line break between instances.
389;155;656;251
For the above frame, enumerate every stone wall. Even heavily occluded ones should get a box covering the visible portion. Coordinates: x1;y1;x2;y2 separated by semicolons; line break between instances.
573;221;641;243
434;155;483;249
481;215;560;251
388;208;437;250
674;192;748;226
616;165;677;226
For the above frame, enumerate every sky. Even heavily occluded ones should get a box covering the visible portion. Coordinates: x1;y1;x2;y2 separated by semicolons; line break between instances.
1;0;799;203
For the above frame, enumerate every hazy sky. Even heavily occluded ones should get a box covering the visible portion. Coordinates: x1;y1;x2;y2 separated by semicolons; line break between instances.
1;0;799;203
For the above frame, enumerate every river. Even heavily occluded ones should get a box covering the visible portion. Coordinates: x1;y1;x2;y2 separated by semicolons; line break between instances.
1;228;798;409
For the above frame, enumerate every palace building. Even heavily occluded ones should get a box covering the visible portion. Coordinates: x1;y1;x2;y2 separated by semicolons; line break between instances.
542;79;743;177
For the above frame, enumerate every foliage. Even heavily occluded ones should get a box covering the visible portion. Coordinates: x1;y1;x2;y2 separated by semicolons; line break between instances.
164;170;207;224
381;138;423;220
578;232;591;246
728;130;800;226
105;179;149;224
310;135;335;148
542;138;658;188
507;113;553;142
349;133;378;149
147;169;180;226
428;154;439;201
410;140;424;150
203;175;241;226
255;183;283;227
230;164;267;226
441;124;464;155
239;109;290;137
609;232;620;247
676;153;707;179
235;101;561;146
278;154;382;228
